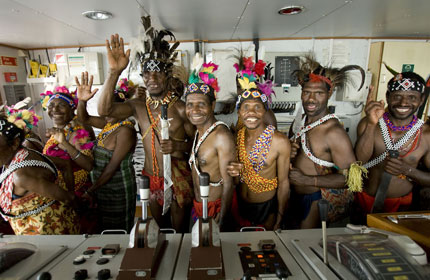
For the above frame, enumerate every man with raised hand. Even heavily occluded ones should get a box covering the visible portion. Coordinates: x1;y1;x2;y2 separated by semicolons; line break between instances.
354;71;430;223
98;17;194;232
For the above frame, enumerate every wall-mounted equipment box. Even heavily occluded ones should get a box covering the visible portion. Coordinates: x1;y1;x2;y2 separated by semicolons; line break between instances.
56;52;104;85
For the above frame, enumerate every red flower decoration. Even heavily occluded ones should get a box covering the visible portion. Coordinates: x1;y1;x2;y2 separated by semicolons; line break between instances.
254;60;266;76
210;79;220;92
243;57;254;70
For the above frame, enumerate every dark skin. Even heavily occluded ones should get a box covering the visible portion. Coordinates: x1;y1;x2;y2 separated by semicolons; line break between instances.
76;72;137;202
46;98;94;172
289;81;356;229
97;34;195;232
1;136;75;205
355;86;430;199
185;94;236;230
232;86;278;132
227;99;291;230
22;131;43;152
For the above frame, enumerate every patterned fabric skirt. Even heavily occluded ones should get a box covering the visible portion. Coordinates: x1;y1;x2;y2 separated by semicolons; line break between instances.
9;193;80;235
91;146;136;232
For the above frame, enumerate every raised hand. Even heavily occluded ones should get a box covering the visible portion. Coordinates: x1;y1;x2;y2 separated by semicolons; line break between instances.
75;71;98;102
364;85;385;125
106;34;131;73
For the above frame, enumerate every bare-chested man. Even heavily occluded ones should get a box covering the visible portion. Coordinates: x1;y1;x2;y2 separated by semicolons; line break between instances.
288;58;365;229
185;59;236;231
354;71;430;223
227;76;291;230
98;20;194;232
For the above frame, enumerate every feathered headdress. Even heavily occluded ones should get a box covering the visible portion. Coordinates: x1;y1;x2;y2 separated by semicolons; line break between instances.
383;63;426;94
5;106;41;130
234;52;275;109
292;56;365;93
184;53;220;102
40;86;78;111
130;16;180;74
0;105;39;142
114;78;136;102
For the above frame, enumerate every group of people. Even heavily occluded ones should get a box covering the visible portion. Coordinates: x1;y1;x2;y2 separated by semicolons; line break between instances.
1;16;429;235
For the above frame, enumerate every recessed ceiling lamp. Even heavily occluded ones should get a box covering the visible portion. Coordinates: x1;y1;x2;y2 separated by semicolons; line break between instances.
278;5;305;15
82;10;113;20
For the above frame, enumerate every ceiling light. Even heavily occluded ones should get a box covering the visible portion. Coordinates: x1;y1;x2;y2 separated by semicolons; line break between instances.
82;10;113;20
278;5;305;15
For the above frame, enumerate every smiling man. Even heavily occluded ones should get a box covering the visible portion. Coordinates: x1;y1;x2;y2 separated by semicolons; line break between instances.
227;62;291;230
288;57;365;229
354;71;430;222
98;17;194;232
185;58;236;230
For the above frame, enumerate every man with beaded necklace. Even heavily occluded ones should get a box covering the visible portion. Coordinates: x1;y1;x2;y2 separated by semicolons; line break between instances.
288;57;366;229
76;72;137;232
98;17;194;233
227;62;291;230
354;70;430;223
185;55;236;231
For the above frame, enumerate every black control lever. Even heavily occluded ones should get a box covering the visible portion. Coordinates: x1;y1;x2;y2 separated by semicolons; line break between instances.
241;269;252;280
36;272;52;280
275;267;289;280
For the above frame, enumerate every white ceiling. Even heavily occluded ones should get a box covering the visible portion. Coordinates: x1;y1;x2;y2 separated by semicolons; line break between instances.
1;0;430;50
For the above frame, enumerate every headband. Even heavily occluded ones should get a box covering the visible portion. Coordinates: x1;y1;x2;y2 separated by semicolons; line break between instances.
388;74;425;94
142;59;168;73
48;93;76;109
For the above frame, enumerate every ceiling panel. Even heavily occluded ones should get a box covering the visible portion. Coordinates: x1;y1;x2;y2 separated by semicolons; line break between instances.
0;0;429;49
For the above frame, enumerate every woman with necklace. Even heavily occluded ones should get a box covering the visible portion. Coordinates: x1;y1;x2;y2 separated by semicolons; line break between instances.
0;108;79;234
76;72;137;232
41;85;96;232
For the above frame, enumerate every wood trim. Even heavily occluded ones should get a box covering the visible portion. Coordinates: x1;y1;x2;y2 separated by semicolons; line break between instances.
0;43;23;50
23;36;430;50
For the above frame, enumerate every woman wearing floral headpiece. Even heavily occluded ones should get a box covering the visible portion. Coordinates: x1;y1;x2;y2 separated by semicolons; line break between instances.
0;108;79;234
40;85;96;232
76;72;137;232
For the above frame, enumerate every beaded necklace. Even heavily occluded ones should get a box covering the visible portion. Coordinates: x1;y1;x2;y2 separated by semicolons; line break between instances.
363;116;423;169
297;114;339;167
97;120;133;148
248;125;275;173
146;91;178;109
383;112;418;132
237;127;278;193
189;121;228;187
145;92;178;183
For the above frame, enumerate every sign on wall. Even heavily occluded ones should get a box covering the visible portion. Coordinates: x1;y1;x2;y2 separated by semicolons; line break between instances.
402;64;414;72
4;72;18;82
1;56;17;66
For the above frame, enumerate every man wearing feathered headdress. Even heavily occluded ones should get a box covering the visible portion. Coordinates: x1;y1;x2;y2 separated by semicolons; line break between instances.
354;68;430;223
232;52;277;132
98;16;194;233
288;57;366;229
227;58;291;230
185;54;236;230
0;107;80;234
